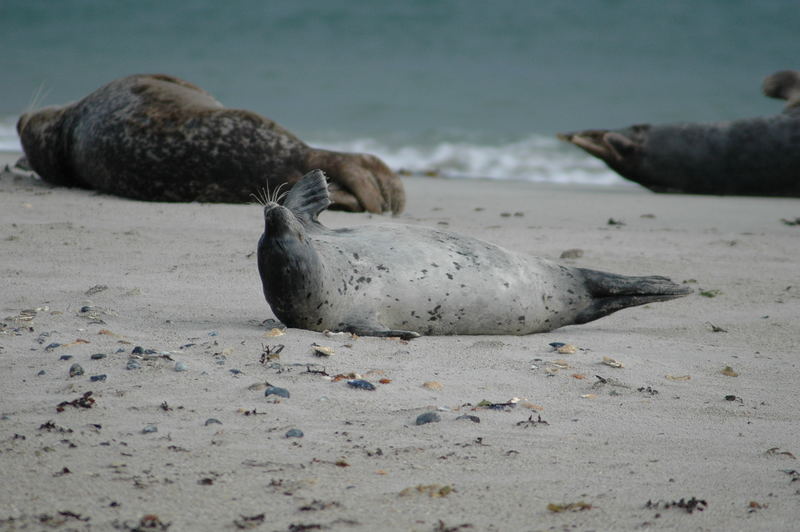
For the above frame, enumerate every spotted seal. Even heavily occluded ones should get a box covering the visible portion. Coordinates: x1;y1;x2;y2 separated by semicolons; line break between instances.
16;73;404;213
256;170;690;339
558;70;800;197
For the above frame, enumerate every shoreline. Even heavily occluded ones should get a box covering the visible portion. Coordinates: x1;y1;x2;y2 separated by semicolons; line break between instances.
1;151;799;531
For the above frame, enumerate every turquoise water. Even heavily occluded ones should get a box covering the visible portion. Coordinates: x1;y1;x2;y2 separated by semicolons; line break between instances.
2;0;798;183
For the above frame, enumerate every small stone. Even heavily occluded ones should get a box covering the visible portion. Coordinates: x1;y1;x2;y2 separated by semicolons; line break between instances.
126;359;141;370
455;414;481;423
265;386;290;399
229;369;242;375
174;361;188;372
45;343;61;351
311;344;334;356
557;344;577;354
725;395;738;401
37;370;46;376
143;349;157;355
91;353;107;360
69;364;84;377
90;374;107;382
347;379;376;391
59;355;73;361
548;342;566;349
79;306;92;313
204;418;222;426
422;381;444;391
131;346;144;355
559;249;584;259
142;424;158;434
285;428;304;438
415;412;441;425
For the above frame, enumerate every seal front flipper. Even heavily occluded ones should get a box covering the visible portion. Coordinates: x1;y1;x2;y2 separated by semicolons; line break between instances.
340;319;420;340
283;169;332;227
574;268;692;325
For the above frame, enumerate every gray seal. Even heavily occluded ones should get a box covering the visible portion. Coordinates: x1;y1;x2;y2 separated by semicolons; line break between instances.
257;170;690;339
558;70;800;197
16;74;404;213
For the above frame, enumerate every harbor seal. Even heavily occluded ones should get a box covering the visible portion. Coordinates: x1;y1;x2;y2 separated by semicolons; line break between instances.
16;74;404;213
558;70;800;197
257;170;691;339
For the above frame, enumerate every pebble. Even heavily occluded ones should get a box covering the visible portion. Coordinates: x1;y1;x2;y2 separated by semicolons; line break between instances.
285;428;304;438
174;361;188;372
415;412;441;425
204;418;222;426
549;342;566;349
229;369;243;375
142;424;158;434
69;364;84;377
559;249;584;259
115;348;126;353
265;386;290;399
59;355;73;361
91;353;107;360
126;359;142;370
79;306;92;313
90;374;107;382
131;346;144;355
45;343;61;351
347;379;376;391
455;414;481;423
37;370;46;376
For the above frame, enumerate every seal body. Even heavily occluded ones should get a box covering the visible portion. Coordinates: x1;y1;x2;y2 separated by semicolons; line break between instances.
16;74;404;213
559;70;800;197
257;171;690;338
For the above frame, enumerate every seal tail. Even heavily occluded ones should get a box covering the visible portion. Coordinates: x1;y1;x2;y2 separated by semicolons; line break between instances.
574;268;691;324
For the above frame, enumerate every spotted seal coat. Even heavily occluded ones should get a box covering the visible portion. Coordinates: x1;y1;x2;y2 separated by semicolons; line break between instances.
257;170;691;339
16;74;404;213
558;70;800;197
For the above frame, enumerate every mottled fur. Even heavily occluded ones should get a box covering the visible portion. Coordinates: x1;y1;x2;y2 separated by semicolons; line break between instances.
257;171;690;338
17;74;404;212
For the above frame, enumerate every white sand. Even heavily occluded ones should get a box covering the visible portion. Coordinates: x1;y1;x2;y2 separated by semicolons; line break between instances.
1;151;799;531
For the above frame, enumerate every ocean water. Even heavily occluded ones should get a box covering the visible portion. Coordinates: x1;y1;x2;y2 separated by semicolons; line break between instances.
1;0;798;184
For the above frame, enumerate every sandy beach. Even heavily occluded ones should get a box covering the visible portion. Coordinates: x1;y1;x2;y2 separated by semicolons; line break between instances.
1;150;799;531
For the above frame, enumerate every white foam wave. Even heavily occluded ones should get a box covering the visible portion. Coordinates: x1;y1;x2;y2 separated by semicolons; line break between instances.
1;113;624;186
0;118;22;153
313;135;626;186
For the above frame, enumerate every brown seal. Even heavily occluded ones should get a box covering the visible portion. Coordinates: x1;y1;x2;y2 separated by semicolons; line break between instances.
559;70;800;197
16;74;404;213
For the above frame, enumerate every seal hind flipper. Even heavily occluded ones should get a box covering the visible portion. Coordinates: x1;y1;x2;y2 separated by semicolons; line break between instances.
340;319;420;340
574;268;691;325
282;169;332;226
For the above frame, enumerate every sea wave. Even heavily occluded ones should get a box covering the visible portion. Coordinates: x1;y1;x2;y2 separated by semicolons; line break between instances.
2;115;623;186
313;135;625;185
0;118;21;152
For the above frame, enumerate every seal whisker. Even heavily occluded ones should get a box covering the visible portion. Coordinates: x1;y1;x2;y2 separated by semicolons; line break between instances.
26;82;49;113
249;191;265;206
270;182;288;204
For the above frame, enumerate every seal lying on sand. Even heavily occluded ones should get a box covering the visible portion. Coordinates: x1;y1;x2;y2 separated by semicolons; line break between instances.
16;74;404;213
257;170;690;339
558;70;800;197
